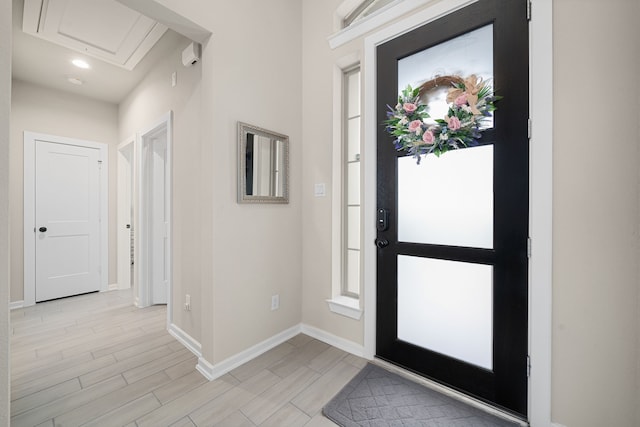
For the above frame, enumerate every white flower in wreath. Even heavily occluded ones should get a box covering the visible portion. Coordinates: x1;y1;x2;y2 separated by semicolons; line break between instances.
440;133;449;141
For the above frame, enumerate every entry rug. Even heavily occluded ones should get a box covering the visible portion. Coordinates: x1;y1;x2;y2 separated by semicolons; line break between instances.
323;363;520;426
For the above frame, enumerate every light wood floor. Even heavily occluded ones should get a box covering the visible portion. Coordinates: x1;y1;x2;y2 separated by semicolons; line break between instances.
10;290;366;426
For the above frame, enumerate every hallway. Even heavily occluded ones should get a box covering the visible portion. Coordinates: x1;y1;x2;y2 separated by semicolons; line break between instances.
10;290;364;426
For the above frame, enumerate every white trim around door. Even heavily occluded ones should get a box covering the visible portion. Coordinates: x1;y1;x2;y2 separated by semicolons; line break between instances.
135;112;173;327
23;131;109;307
361;0;553;425
117;136;136;291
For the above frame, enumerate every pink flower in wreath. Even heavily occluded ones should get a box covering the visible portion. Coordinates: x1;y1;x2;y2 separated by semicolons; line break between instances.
422;130;435;144
447;116;461;131
454;93;468;107
408;120;422;134
403;103;417;113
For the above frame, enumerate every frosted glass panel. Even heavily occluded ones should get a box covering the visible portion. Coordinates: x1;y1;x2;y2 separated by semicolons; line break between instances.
346;250;360;295
347;162;360;205
347;71;360;118
347;118;360;162
398;145;493;248
398;24;494;129
397;256;493;369
347;206;360;249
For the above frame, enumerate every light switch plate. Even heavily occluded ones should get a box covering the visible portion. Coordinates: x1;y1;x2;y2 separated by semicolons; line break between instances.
314;183;326;197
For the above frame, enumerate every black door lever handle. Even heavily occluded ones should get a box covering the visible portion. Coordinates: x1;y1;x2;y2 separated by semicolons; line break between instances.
375;238;389;248
39;227;47;232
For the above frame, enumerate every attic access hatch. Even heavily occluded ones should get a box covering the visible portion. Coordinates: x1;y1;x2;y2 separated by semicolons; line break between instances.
23;0;168;70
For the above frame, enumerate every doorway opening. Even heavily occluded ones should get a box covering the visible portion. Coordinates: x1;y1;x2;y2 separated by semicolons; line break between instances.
117;138;135;292
136;112;172;313
359;0;554;423
374;0;529;417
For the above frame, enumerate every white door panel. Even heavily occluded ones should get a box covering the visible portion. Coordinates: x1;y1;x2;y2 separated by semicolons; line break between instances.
137;115;171;308
117;141;134;290
35;140;101;301
150;136;168;304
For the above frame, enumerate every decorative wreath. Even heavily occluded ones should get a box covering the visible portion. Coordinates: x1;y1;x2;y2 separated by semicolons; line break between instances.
384;74;501;163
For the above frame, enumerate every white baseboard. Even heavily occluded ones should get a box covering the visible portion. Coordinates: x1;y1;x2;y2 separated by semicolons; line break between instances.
300;323;366;358
168;323;202;358
196;356;216;380
196;324;302;381
194;323;367;382
551;423;568;427
9;300;24;310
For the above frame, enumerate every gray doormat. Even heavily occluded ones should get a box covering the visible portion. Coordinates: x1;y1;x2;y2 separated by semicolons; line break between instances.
323;363;521;426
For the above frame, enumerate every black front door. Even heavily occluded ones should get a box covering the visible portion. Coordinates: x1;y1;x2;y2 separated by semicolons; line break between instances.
376;0;529;417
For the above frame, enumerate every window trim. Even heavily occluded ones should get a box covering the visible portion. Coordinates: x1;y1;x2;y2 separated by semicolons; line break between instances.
328;55;362;319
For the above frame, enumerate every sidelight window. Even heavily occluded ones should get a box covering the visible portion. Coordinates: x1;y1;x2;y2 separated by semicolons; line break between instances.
342;67;361;298
328;63;362;319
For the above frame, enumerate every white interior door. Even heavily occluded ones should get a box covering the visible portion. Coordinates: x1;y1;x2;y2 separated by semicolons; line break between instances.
138;115;171;308
117;140;134;290
35;140;101;301
149;132;168;305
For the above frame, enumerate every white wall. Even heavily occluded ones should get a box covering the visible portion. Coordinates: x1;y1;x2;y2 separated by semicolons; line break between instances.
151;0;303;365
300;0;363;346
119;37;202;342
10;80;119;302
0;0;11;422
552;0;640;426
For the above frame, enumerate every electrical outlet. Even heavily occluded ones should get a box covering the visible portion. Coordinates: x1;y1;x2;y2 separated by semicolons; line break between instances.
171;71;177;87
271;294;279;311
184;294;191;311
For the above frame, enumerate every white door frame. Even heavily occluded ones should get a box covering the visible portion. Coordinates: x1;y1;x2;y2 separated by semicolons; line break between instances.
117;137;135;290
361;0;553;425
23;131;109;307
135;112;173;321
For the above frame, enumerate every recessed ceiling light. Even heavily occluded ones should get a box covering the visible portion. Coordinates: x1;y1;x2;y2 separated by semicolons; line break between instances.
67;77;84;85
72;59;90;69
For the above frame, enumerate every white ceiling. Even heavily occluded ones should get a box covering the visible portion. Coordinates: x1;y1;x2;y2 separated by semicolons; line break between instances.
12;0;189;104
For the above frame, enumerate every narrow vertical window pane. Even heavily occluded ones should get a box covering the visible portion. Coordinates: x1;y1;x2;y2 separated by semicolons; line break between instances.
347;206;360;250
347;72;360;118
347;162;360;205
397;256;493;370
346;250;360;295
347;118;360;162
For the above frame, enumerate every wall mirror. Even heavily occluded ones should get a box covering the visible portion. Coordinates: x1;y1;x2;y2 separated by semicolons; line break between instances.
237;122;289;204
